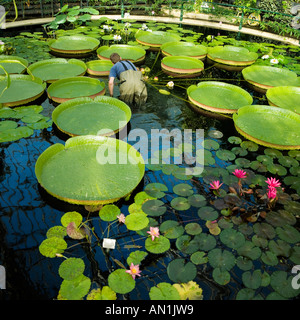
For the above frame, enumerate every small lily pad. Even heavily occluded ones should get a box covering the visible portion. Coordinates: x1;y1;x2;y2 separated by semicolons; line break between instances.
108;269;135;294
270;271;300;298
240;141;259;152
170;197;191;211
237;241;262;260
212;268;231;285
59;274;91;300
160;220;185;239
99;204;120;221
220;228;245;250
242;270;262;290
264;148;283;158
58;257;85;281
194;233;216;251
185;222;202;235
208;248;236;271
167;259;197;283
276;225;300;243
144;182;168;198
126;250;148;266
149;282;180;300
190;251;208;265
267;163;287;176
198;206;218;221
61;211;82;228
228;136;242;144
39;237;68;258
125;212;149;231
278;155;299;168
253;222;276;239
176;235;199;254
141;199;166;216
145;235;170;254
173;183;194;197
202;139;220;150
188;194;206;207
216;149;236;161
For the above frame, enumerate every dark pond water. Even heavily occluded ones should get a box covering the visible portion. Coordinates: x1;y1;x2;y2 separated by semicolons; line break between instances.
0;26;299;302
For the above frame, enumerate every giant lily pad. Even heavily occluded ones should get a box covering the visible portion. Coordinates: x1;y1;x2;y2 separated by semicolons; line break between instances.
52;96;131;137
266;86;300;114
242;65;299;93
35;135;145;205
86;60;113;76
28;58;87;83
207;46;258;71
161;56;204;78
47;76;105;103
0;74;46;107
161;41;207;60
233;105;300;150
97;44;146;63
135;30;181;50
0;55;28;74
187;81;253;114
50;35;100;56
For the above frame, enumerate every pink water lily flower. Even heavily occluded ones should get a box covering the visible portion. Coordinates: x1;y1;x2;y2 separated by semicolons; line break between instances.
209;180;223;190
126;263;142;280
117;213;125;224
232;169;247;179
265;177;281;188
147;226;160;241
267;186;277;200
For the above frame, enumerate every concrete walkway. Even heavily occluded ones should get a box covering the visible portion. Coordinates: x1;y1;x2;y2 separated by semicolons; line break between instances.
4;14;299;47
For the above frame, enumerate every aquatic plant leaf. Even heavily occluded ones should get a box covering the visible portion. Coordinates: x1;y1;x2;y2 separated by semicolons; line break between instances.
190;251;208;265
86;287;117;300
0;107;16;118
39;237;68;258
149;282;180;300
276;225;300;244
145;235;170;254
267;163;287;176
253;223;276;239
208;248;236;271
208;130;223;138
265;210;296;227
167;259;197;283
220;228;245;249
108;269;135;294
59;274;91;300
194;233;216;251
185;223;202;235
237;241;262;260
144;182;168;198
236;288;263;300
125;212;149;231
240;141;259;152
236;256;253;271
58;258;85;281
278;156;299;168
171;197;191;211
61;211;83;228
242;270;262;290
99;204;120;221
173;281;203;300
176;235;199;254
270;271;300;298
202;139;220;150
251;235;268;248
261;251;278;266
188;194;206;207
66;222;86;240
212;268;230;285
141;199;166;216
198;206;218;221
290;247;300;264
126;250;148;266
269;239;291;258
216;149;236;161
46;226;67;239
0;120;18;131
173;183;194;197
160;220;184;239
228;136;242;144
134;191;156;205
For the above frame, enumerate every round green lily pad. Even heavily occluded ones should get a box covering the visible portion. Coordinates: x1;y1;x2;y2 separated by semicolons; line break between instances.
144;182;168;198
233;105;300;150
35;135;145;205
185;222;202;235
266;86;300;114
161;56;204;77
108;269;135;294
194;233;216;251
187;81;253;114
170;197;191;211
0;74;46;107
47;76;105;103
270;271;300;298
167;259;197;283
99;204;120;221
173;183;194;197
58;258;85;281
176;235;199;254
208;248;236;271
220;228;245;249
141;199;166;216
149;282;180;300
28;58;87;82
198;206;219;221
60;274;91;300
145;235;170;254
0;55;28;74
160;220;184;239
125;212;149;231
237;241;262;260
